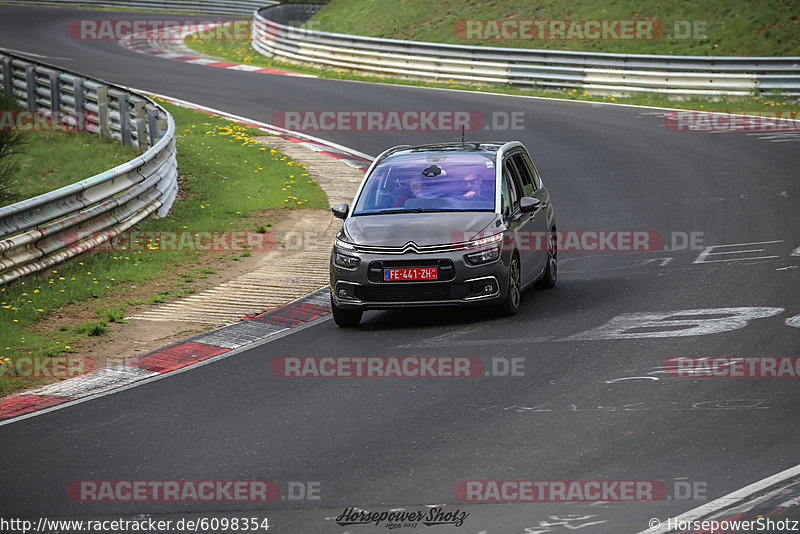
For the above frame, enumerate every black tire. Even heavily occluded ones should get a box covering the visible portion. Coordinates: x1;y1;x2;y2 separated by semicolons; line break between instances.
331;296;362;327
535;227;557;289
499;254;521;316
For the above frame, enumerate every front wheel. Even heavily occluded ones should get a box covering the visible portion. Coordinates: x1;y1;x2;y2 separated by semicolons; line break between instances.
535;228;557;289
331;296;362;327
498;254;521;316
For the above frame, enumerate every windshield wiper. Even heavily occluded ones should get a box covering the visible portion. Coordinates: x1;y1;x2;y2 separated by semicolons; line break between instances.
373;208;463;214
353;208;488;216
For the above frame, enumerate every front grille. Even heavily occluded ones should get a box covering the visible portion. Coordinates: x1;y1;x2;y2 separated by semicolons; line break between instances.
354;283;471;302
354;241;471;254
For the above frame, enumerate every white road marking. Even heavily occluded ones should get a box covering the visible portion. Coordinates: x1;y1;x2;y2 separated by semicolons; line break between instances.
402;336;552;348
226;64;264;71
638;463;800;534
510;400;769;413
0;46;73;60
605;376;659;384
644;257;673;267
693;240;783;264
563;307;784;340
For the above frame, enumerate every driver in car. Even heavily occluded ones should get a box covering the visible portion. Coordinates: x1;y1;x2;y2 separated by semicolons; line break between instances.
462;172;485;200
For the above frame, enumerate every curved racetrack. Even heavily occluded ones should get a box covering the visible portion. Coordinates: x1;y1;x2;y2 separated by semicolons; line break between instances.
1;5;799;533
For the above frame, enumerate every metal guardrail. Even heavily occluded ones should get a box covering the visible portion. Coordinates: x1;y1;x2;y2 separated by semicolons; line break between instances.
252;4;800;97
0;0;270;16
0;50;178;285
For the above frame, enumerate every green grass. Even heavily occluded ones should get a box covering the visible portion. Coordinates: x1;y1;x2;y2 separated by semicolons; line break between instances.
3;132;141;205
0;100;328;397
310;0;800;56
184;22;797;112
73;320;109;337
96;306;126;323
0;1;253;16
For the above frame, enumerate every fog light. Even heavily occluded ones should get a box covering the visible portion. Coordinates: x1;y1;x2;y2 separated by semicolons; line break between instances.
484;284;493;293
338;288;348;298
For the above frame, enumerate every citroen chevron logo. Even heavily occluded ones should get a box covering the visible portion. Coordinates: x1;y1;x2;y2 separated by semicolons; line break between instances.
401;242;420;253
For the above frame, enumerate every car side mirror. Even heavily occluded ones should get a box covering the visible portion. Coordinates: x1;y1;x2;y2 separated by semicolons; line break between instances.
331;203;349;219
519;196;541;213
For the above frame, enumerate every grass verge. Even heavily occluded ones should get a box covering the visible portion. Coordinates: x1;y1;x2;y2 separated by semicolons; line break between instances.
185;22;798;113
309;0;800;56
3;130;141;205
0;100;327;397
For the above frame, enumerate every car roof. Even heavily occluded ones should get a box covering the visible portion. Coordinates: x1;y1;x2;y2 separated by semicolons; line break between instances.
381;142;513;159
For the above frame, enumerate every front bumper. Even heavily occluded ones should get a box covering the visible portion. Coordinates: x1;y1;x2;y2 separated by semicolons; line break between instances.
330;248;511;310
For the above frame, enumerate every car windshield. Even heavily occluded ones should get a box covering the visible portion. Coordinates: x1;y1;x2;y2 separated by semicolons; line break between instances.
352;151;496;215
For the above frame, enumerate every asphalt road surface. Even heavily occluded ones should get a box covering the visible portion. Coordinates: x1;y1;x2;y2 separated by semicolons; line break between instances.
1;5;799;533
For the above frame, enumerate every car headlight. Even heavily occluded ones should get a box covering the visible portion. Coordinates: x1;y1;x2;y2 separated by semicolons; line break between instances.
466;247;501;265
468;232;503;249
465;232;502;265
335;237;356;251
334;252;360;269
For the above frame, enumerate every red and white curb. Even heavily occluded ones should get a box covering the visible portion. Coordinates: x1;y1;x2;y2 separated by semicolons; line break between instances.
120;23;313;78
639;463;800;533
0;61;372;423
0;288;331;423
119;23;372;168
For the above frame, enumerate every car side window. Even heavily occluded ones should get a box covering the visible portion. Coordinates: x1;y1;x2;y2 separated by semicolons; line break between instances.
501;161;521;218
519;152;541;191
511;153;535;197
500;173;512;218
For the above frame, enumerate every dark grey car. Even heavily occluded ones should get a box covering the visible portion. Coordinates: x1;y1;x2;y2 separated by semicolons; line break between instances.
329;141;556;327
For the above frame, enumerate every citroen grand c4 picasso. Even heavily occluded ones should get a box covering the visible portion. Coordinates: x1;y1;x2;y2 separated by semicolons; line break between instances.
329;141;556;327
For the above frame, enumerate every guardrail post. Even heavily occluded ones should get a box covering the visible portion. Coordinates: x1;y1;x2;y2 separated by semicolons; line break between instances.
49;72;60;111
25;65;36;111
2;57;11;96
146;108;159;147
97;85;109;137
133;101;146;151
118;93;131;146
157;117;168;140
73;78;85;132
